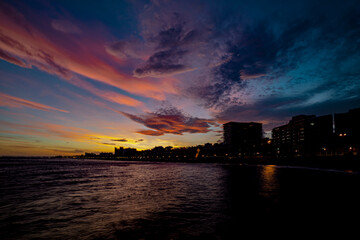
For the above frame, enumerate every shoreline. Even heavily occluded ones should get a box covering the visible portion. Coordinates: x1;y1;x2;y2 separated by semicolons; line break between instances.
2;155;359;172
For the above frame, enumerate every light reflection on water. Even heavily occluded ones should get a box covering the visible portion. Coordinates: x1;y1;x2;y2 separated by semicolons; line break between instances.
1;159;359;239
258;165;280;210
260;165;278;197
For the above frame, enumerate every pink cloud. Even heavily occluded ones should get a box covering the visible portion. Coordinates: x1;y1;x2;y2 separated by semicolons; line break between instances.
0;49;30;68
0;3;178;103
136;130;165;136
0;92;69;113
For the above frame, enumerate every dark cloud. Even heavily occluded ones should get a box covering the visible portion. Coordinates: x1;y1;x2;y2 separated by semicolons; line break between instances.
0;31;71;78
133;48;190;78
175;0;360;125
189;22;279;109
105;38;148;59
120;107;215;136
0;49;30;68
155;24;184;49
0;31;33;57
217;23;277;81
154;25;199;50
136;130;164;136
133;22;205;77
36;50;71;78
111;138;128;142
101;142;116;146
108;4;216;78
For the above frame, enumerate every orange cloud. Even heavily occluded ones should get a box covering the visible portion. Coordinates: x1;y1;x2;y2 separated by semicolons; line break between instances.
0;92;69;113
120;107;216;136
136;130;165;136
0;3;178;102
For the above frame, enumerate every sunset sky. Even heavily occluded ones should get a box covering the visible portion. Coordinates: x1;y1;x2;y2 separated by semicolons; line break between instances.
1;0;360;156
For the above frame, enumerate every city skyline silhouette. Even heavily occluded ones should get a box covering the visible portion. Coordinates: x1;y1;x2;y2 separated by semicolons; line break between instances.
1;0;360;156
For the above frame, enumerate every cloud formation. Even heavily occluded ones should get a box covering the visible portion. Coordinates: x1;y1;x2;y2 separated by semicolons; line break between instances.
105;38;148;60
0;2;177;103
1;0;360;149
162;0;360;122
51;19;82;34
111;138;128;142
107;3;222;78
134;48;193;78
0;49;30;68
0;92;69;113
132;23;204;77
120;107;215;136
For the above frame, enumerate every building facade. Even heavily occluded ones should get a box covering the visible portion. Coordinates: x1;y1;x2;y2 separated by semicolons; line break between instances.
272;114;334;156
332;108;360;155
272;108;360;157
114;147;137;157
223;122;263;156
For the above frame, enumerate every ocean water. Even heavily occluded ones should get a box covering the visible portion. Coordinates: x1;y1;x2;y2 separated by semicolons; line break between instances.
1;158;359;239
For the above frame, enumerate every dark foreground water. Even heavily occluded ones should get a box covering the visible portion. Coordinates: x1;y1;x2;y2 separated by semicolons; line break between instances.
1;158;359;239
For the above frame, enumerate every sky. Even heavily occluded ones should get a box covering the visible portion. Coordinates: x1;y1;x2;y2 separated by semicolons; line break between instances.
0;0;360;156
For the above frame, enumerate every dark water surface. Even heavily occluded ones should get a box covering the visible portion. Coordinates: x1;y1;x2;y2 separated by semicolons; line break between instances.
1;158;359;239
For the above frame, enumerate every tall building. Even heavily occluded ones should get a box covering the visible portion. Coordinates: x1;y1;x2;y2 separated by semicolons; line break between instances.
114;147;137;157
272;108;360;157
272;114;333;156
332;108;360;155
223;122;263;155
